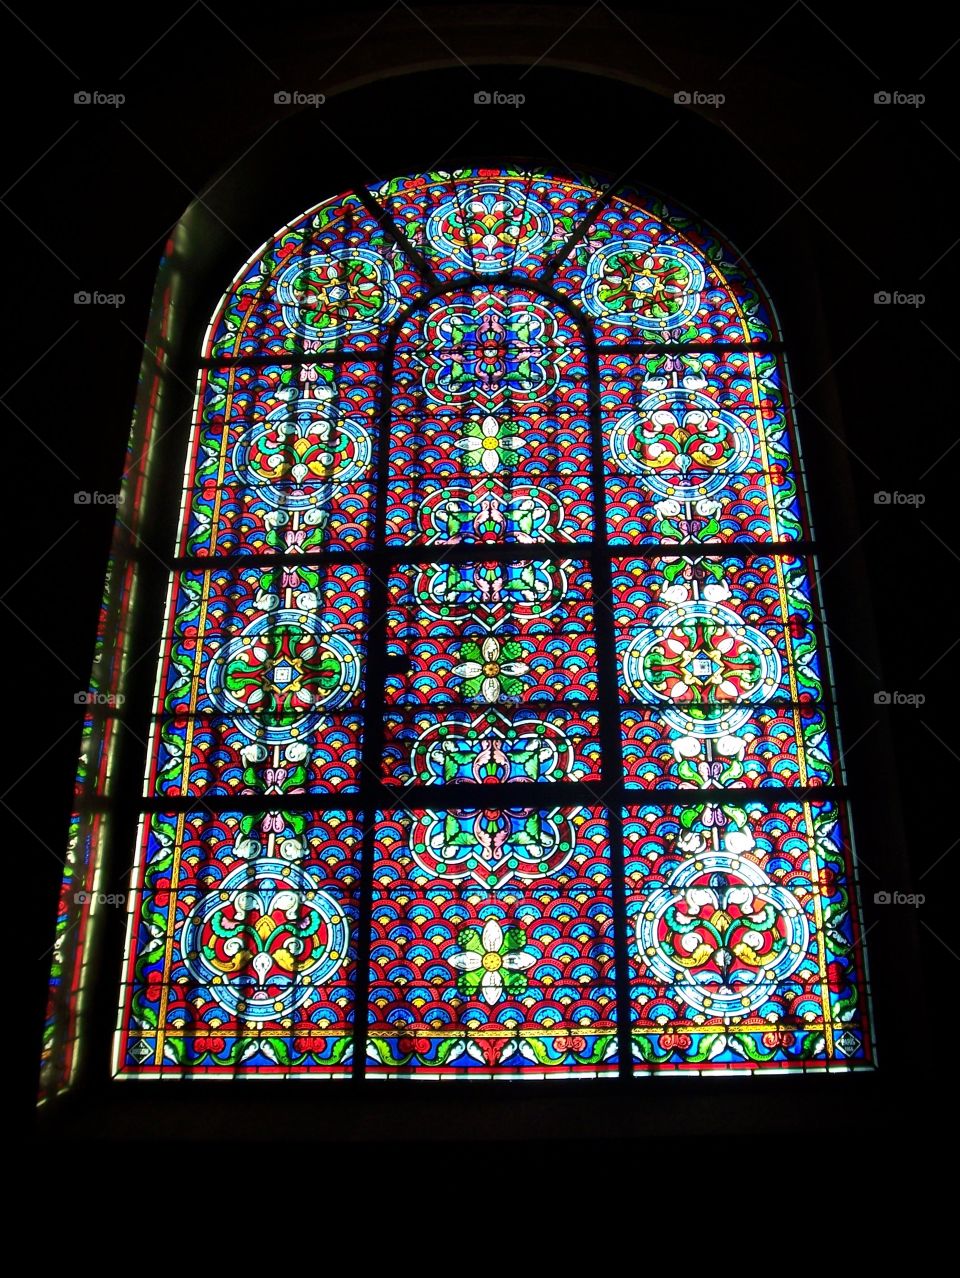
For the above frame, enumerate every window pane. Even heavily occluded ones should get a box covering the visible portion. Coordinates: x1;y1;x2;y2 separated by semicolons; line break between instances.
387;286;594;545
367;806;618;1077
625;798;872;1072
146;564;368;797
180;361;381;557
600;350;809;545
115;810;363;1077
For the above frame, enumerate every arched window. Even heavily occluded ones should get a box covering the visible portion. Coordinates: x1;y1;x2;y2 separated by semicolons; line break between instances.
43;167;875;1090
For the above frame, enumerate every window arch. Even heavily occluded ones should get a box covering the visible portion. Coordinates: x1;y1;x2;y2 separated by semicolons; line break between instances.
44;166;875;1089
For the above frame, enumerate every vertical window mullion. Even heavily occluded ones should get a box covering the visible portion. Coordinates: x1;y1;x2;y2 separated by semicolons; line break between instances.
586;335;633;1078
351;329;398;1082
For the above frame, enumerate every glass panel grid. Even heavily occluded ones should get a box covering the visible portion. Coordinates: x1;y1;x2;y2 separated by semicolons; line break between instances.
94;168;876;1083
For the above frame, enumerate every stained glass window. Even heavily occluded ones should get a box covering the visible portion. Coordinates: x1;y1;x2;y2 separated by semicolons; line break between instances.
45;167;876;1090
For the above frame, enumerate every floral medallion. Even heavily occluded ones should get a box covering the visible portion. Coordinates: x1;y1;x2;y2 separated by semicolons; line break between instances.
207;609;362;744
181;857;349;1022
636;845;809;1017
275;247;400;342
410;807;578;888
581;241;706;331
233;396;372;510
622;600;781;738
609;388;754;500
425;185;554;273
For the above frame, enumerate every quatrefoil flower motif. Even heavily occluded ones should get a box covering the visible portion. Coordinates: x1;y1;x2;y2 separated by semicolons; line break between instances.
452;635;531;703
449;919;536;1005
455;415;523;473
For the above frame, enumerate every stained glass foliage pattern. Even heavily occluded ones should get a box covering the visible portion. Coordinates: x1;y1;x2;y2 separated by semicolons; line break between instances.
386;287;593;546
600;350;809;545
116;811;361;1075
100;168;875;1083
145;563;367;797
625;800;871;1070
612;553;837;793
179;362;380;557
368;807;617;1076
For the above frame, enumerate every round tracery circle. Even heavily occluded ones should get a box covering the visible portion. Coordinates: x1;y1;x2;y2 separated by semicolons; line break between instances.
635;850;809;1017
609;388;755;499
181;858;349;1022
206;609;362;745
621;601;782;738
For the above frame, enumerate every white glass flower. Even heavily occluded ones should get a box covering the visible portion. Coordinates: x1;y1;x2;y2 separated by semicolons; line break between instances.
279;837;306;861
655;499;682;518
449;918;535;1005
677;830;707;855
452;635;531;703
455;415;523;473
724;827;756;855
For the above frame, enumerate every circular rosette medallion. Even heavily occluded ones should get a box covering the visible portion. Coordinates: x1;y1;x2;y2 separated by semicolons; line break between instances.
425;185;553;273
609;388;754;499
417;294;563;405
233;399;372;511
207;609;362;744
275;247;400;342
636;850;809;1016
622;601;781;738
581;241;706;332
181;858;349;1022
